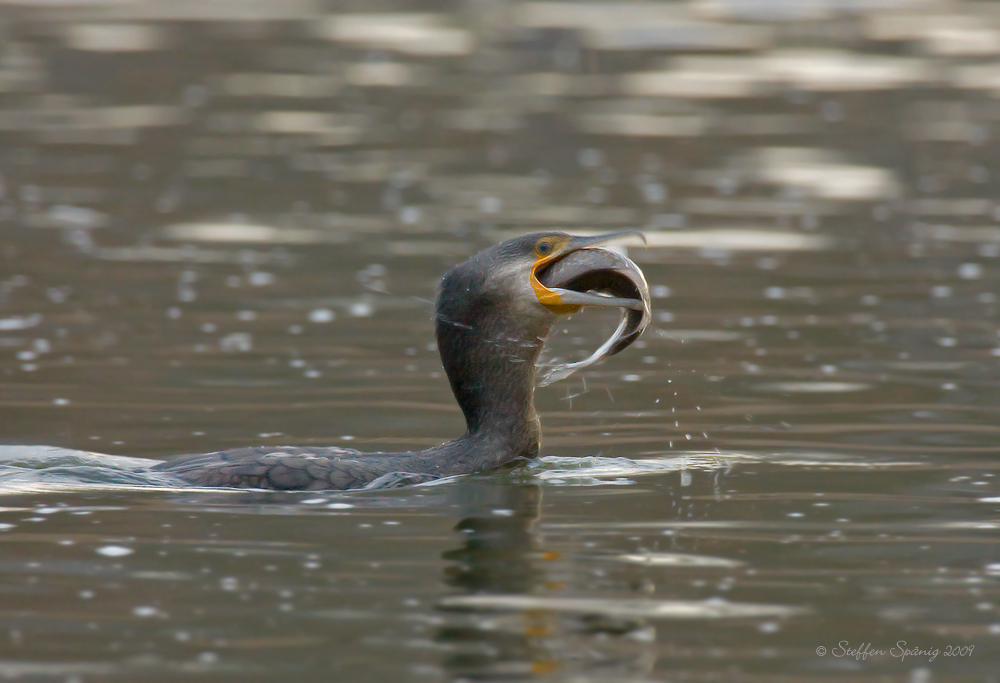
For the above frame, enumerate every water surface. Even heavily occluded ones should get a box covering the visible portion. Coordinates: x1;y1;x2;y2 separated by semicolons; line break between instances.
1;0;1000;679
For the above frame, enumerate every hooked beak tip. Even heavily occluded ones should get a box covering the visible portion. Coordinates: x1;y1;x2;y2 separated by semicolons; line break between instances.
563;229;646;254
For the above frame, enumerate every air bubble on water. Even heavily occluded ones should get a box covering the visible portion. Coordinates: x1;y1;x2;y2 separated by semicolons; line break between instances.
958;263;983;280
133;606;161;618
249;271;274;287
349;302;373;317
96;545;133;557
641;182;667;204
399;206;421;224
937;337;957;347
219;333;252;352
308;308;335;323
578;148;604;168
53;398;69;406
931;285;952;298
479;196;502;214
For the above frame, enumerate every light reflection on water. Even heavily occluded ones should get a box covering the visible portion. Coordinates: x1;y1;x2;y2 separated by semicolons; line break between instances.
2;0;1000;679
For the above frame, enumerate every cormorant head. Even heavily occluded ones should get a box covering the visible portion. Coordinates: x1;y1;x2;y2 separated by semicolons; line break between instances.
435;229;649;436
437;229;647;331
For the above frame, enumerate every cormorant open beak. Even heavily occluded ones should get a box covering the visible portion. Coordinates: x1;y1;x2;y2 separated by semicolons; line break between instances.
530;229;647;313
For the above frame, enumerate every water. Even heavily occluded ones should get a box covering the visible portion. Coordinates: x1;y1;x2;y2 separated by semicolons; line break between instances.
2;0;1000;679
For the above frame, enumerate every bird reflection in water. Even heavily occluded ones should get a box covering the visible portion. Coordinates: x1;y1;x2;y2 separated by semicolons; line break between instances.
435;480;657;679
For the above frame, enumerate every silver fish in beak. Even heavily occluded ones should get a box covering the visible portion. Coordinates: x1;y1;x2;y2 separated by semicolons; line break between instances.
535;245;651;385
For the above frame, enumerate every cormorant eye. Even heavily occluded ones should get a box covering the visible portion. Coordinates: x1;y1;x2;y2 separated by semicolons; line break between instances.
536;240;553;257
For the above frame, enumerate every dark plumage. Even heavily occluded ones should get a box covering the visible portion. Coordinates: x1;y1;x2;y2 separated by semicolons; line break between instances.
153;231;650;490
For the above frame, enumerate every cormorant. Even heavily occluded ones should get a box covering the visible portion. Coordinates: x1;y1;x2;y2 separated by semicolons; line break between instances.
153;230;650;490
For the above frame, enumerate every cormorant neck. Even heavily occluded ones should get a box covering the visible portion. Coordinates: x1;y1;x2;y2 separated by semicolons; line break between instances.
435;266;552;461
436;316;547;431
